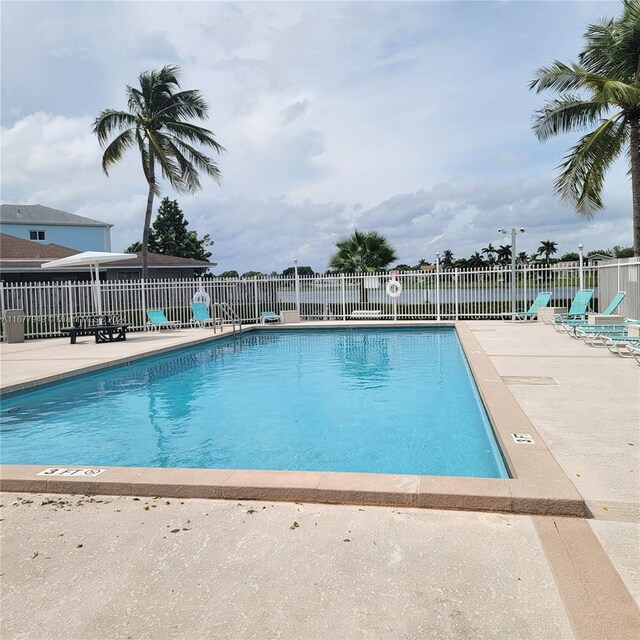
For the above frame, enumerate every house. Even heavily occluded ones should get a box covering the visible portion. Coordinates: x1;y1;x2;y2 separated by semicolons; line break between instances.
0;234;216;283
587;253;615;266
0;204;112;252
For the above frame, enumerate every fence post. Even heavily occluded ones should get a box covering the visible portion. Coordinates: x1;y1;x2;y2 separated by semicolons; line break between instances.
454;269;459;320
341;273;346;321
141;279;147;330
435;254;441;321
294;260;300;314
253;277;259;322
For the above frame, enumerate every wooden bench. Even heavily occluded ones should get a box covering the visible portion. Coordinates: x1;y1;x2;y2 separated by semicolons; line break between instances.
60;316;128;344
350;310;382;319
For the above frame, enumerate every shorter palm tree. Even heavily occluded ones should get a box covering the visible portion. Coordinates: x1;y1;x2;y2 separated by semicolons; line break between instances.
328;230;397;303
441;249;455;269
516;251;530;266
328;230;397;273
497;245;512;265
482;243;497;259
468;252;486;268
537;240;558;265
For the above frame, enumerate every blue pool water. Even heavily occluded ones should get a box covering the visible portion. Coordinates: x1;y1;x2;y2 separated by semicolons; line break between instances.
0;328;508;478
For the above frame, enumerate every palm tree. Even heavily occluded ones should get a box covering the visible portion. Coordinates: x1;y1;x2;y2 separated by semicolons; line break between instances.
482;243;497;259
93;65;224;277
441;249;455;269
328;230;397;273
530;1;640;256
328;230;397;303
468;252;486;268
497;244;512;265
537;240;558;265
516;251;530;266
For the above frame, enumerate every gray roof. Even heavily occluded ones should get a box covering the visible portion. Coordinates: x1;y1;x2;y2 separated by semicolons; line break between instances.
0;204;112;228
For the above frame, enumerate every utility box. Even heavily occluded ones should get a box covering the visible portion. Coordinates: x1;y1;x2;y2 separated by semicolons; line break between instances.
280;310;300;324
4;309;25;343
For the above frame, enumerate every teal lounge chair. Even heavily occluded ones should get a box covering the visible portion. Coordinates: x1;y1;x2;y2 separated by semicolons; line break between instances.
146;309;181;331
550;289;594;324
259;311;280;324
555;291;627;332
503;291;552;321
602;335;640;357
190;302;216;330
627;344;640;365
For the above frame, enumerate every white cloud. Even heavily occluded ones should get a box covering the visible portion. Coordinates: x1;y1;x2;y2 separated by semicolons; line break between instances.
0;0;634;273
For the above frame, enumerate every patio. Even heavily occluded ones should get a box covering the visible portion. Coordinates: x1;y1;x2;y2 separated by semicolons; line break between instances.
1;320;638;638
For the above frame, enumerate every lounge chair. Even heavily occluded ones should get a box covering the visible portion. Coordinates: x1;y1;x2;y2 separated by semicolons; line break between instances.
190;302;216;330
555;291;627;332
503;291;552;321
549;289;594;325
627;344;640;365
601;335;640;356
259;311;280;324
146;309;181;331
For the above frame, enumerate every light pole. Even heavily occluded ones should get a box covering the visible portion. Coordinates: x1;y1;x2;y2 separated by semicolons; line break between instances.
578;244;584;292
435;251;441;321
294;258;300;314
498;227;525;321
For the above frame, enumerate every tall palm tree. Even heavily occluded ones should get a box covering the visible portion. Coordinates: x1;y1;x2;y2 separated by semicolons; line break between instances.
530;1;640;255
328;230;397;273
537;240;558;265
93;65;224;277
497;244;512;265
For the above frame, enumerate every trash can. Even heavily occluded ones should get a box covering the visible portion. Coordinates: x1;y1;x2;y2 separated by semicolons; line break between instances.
4;309;25;343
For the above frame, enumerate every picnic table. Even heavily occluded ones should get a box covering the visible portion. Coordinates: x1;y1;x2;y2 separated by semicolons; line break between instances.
60;315;128;345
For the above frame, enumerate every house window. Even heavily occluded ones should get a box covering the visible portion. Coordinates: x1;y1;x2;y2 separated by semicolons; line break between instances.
29;230;46;241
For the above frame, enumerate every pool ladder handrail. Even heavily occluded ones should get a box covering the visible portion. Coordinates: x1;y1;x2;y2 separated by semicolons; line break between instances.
212;302;243;338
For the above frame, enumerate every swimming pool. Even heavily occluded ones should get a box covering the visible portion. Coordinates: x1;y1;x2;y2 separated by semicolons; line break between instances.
0;327;508;478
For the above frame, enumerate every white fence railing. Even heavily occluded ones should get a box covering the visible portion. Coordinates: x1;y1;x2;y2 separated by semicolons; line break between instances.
1;261;635;340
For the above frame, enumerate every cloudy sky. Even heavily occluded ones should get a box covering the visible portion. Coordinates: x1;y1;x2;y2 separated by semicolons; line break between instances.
1;0;631;273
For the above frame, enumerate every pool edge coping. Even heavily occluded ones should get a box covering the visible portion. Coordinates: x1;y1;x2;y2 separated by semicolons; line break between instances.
0;321;586;517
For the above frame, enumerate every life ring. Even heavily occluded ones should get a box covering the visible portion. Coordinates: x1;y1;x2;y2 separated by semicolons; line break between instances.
386;279;402;298
192;287;211;306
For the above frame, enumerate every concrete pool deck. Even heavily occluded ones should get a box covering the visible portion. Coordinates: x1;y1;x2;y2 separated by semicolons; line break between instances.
1;320;639;638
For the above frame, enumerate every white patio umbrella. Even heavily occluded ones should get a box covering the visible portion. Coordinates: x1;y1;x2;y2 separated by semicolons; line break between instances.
42;251;136;317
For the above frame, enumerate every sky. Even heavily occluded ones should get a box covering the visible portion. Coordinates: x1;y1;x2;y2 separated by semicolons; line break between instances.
0;0;632;273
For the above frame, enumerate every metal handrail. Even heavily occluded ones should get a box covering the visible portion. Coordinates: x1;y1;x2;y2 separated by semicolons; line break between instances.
212;302;242;338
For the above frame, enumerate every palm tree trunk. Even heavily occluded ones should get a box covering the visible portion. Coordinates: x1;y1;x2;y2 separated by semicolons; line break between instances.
141;148;156;280
630;117;640;257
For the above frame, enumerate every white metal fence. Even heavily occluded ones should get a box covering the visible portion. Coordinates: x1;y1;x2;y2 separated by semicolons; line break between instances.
1;260;635;340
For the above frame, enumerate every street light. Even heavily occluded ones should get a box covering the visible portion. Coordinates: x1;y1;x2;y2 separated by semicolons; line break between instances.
578;244;584;292
498;227;525;321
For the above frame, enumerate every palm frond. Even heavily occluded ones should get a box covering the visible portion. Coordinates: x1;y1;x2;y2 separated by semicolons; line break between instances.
92;110;137;145
162;121;226;154
555;115;628;216
530;61;590;93
100;128;136;174
532;97;608;141
156;90;210;121
165;136;222;183
147;132;182;189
